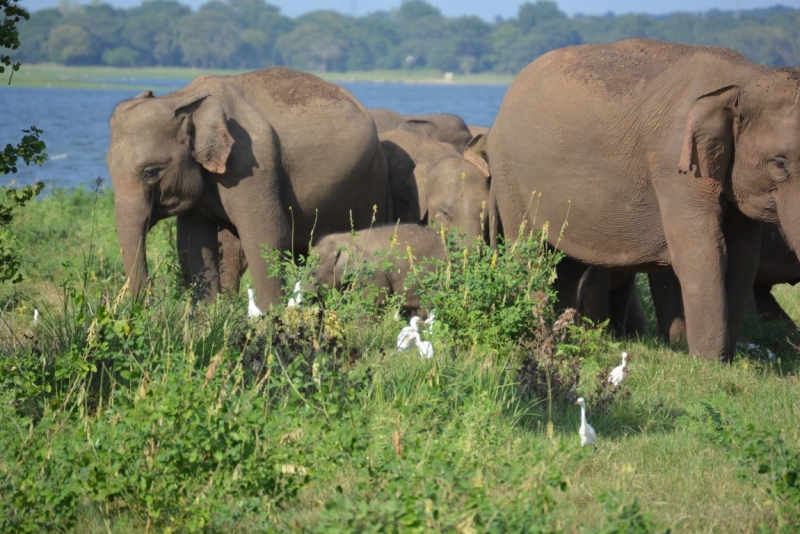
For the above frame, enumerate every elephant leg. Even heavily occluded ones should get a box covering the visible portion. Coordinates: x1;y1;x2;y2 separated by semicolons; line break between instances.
657;189;731;359
624;284;649;337
218;227;247;294
722;213;762;357
608;272;635;337
753;284;796;326
176;212;222;302
648;269;686;345
577;266;612;326
555;257;590;313
236;202;292;311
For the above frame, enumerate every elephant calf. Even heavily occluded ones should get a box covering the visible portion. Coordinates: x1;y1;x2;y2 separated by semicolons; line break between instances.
380;130;491;238
310;224;446;314
369;108;474;152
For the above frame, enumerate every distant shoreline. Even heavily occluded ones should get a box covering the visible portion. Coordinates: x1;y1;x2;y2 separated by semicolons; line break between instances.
3;64;513;90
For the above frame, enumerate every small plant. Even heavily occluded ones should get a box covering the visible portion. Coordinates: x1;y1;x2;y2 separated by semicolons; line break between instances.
414;224;562;352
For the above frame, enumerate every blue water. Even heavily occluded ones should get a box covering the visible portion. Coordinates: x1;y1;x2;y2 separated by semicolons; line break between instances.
0;81;507;190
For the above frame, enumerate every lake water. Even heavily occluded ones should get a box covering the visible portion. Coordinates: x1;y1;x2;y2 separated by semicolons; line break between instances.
1;80;507;191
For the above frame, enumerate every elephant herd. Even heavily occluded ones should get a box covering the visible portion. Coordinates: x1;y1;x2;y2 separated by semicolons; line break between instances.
107;38;800;362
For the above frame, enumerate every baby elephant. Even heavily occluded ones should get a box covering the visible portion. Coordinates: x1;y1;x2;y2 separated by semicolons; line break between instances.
310;224;447;314
380;129;490;238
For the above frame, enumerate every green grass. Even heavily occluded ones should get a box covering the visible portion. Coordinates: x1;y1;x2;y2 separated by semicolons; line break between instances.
4;64;513;90
2;187;799;532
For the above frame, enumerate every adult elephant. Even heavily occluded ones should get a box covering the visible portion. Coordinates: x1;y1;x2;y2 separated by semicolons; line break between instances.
380;130;491;237
650;223;800;343
369;108;474;152
107;67;390;309
482;39;800;361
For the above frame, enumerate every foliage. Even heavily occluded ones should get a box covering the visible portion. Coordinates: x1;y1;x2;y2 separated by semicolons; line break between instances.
7;188;800;530
9;1;800;73
414;225;561;351
0;182;44;283
1;3;47;285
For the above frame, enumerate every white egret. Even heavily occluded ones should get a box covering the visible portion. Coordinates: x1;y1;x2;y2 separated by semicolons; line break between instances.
424;310;436;336
397;316;422;351
287;281;303;307
33;309;40;325
417;339;434;359
575;397;596;447
247;288;263;318
608;351;628;386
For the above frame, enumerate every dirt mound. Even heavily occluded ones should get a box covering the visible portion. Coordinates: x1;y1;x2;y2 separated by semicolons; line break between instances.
562;39;747;96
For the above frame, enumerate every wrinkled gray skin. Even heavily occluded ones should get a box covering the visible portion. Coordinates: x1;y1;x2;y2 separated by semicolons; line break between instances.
369;108;474;152
481;39;800;361
379;130;491;238
650;223;800;343
310;224;446;314
107;67;389;310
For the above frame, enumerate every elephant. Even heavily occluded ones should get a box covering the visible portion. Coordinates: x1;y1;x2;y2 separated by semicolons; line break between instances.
649;223;800;344
577;267;648;338
310;224;446;314
369;108;474;152
467;125;490;138
480;38;800;361
106;67;390;310
379;129;491;238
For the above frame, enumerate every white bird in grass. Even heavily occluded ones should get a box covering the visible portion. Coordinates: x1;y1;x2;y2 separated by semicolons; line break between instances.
417;339;434;359
608;351;628;386
247;288;263;318
396;316;422;351
33;309;40;325
287;281;303;307
576;397;596;447
424;310;436;336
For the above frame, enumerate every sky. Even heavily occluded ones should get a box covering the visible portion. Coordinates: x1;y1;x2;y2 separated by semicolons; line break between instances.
18;0;800;21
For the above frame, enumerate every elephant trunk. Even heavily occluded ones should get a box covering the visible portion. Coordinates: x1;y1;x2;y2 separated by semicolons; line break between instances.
114;182;152;298
776;194;800;261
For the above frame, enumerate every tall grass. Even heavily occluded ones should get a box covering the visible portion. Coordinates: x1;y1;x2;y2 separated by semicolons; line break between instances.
2;188;800;532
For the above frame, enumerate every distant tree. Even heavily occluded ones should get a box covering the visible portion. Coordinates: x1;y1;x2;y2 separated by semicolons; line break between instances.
43;24;92;64
124;0;190;65
178;9;241;68
517;1;566;33
394;0;441;24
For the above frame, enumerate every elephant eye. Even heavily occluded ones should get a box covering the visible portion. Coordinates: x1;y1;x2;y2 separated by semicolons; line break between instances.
767;156;790;182
142;166;162;184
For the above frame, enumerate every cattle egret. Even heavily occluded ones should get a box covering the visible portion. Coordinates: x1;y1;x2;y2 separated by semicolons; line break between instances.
424;310;436;335
608;352;628;386
247;288;263;318
33;309;40;325
417;339;434;359
287;281;302;307
397;316;422;351
576;397;596;447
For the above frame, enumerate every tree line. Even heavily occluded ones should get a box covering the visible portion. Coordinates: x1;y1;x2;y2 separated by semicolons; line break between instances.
10;0;800;73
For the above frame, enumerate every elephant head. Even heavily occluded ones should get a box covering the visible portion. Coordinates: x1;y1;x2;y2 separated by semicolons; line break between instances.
106;90;234;297
310;236;354;291
678;71;800;253
401;134;491;238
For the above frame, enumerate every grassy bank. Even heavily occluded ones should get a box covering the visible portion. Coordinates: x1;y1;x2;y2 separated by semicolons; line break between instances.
4;64;513;90
1;187;799;532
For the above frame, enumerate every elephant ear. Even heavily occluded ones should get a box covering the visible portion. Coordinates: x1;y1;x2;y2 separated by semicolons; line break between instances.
678;85;740;182
174;92;234;175
333;246;352;285
401;161;430;222
399;119;438;138
463;133;491;178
